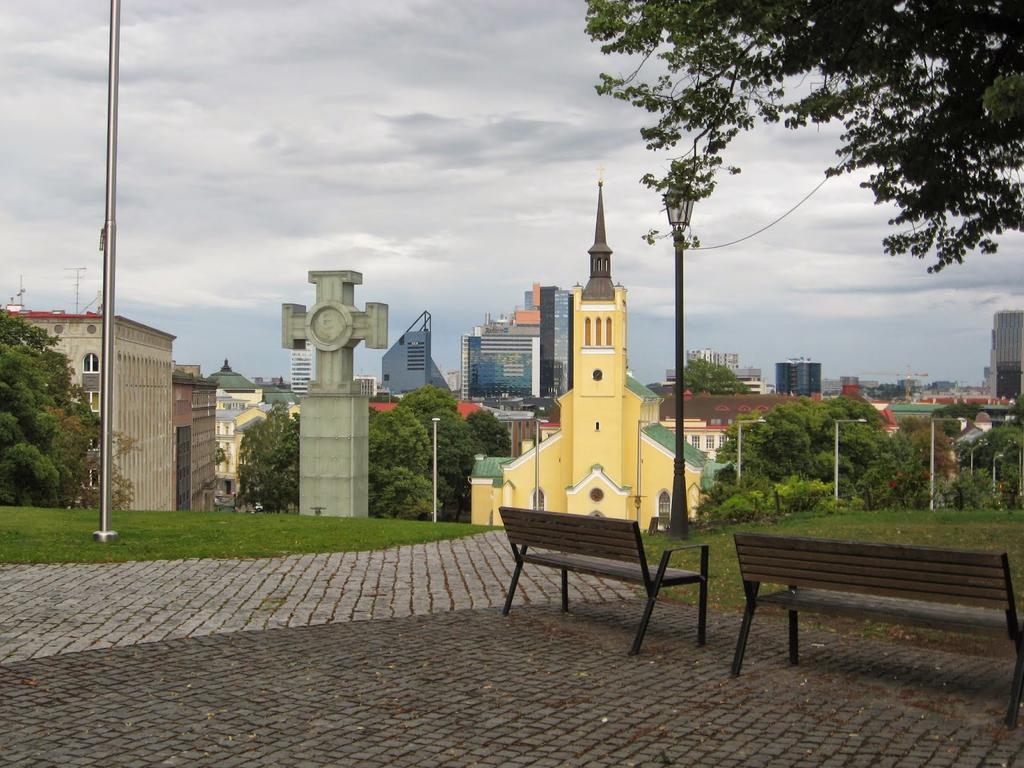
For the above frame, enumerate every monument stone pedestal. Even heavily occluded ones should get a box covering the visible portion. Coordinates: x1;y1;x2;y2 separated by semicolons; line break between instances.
298;389;368;517
282;270;387;517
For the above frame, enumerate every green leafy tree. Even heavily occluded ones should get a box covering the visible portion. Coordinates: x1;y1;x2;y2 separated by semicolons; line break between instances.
0;315;97;507
238;405;299;513
396;386;475;520
683;359;749;395
716;397;886;492
466;409;511;457
960;425;1023;499
368;407;432;519
586;1;1024;270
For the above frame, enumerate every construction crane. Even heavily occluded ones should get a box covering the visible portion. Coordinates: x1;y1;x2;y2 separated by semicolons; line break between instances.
862;369;930;401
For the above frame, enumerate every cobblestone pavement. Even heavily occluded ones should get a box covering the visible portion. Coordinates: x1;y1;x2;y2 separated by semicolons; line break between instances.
3;600;1024;767
0;532;633;663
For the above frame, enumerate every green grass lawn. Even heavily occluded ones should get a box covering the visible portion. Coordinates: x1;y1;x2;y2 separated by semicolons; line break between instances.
0;507;490;564
646;508;1024;613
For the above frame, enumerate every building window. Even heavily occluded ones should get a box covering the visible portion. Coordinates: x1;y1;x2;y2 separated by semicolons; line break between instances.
658;491;670;529
584;318;591;346
606;318;612;347
689;434;699;447
87;391;100;412
705;435;715;450
83;353;99;373
595;421;600;432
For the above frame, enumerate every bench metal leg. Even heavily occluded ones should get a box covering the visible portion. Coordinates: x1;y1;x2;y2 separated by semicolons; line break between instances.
697;577;708;647
502;561;523;616
1006;642;1024;728
630;596;658;656
788;611;799;665
732;602;756;675
561;568;568;613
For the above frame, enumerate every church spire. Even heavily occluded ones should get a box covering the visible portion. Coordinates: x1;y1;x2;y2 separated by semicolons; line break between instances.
582;181;615;301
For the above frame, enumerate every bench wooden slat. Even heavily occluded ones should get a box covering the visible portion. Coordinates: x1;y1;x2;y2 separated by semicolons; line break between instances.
735;532;1006;568
525;552;702;586
737;552;1006;590
740;565;1010;609
759;588;1009;635
501;509;642;563
503;532;640;563
500;507;637;533
735;546;1006;581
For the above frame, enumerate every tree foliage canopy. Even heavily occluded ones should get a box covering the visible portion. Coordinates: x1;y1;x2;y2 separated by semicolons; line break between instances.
683;359;749;395
716;396;886;489
585;0;1024;270
238;405;299;513
0;314;99;507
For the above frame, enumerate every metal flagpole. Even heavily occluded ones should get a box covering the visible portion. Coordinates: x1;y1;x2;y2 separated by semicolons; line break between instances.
94;0;121;543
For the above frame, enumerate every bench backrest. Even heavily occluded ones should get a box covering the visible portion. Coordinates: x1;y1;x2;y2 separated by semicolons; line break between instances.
734;533;1013;610
499;506;643;564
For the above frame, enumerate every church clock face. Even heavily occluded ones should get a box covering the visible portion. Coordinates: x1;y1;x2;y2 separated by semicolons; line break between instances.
592;369;603;381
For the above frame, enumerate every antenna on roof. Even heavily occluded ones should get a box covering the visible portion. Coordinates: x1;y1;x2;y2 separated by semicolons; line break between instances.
6;275;26;313
65;267;86;313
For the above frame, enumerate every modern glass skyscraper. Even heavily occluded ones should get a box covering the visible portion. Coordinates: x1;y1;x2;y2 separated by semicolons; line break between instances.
460;332;540;399
991;310;1024;398
381;311;449;394
775;359;822;396
540;285;573;397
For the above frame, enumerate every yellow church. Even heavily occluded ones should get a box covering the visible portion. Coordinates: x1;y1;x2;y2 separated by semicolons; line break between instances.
470;183;706;529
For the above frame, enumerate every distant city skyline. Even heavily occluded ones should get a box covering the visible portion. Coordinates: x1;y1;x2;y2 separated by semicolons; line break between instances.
3;1;1021;389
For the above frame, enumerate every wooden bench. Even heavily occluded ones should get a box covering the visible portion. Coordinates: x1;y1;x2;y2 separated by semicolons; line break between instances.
731;533;1024;727
499;506;708;655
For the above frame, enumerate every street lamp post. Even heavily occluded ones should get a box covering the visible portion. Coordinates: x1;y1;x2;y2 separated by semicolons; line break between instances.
534;417;542;510
833;418;867;502
431;417;440;523
665;190;695;540
94;0;122;544
930;418;960;511
736;418;766;483
994;453;1005;492
970;443;980;476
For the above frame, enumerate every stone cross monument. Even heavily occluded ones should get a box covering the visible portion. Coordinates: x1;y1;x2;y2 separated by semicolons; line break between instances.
282;271;387;516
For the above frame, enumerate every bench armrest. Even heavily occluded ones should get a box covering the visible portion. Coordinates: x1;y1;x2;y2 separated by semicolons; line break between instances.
653;543;709;586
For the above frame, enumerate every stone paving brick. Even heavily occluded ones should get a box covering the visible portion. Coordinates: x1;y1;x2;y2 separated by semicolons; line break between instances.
0;532;633;662
1;601;1022;766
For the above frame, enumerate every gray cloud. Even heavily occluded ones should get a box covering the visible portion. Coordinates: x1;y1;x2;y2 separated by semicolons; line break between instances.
1;0;1020;387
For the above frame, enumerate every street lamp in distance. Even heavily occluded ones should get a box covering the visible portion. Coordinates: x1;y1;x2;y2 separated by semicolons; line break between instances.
664;189;695;540
833;418;868;502
431;417;440;523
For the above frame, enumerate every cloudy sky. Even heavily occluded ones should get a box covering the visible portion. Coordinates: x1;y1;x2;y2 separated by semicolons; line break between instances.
3;1;1021;388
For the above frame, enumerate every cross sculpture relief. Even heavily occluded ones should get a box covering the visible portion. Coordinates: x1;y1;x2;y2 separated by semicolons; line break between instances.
282;271;387;394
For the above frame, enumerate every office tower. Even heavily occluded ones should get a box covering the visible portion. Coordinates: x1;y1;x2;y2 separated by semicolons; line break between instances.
776;358;822;396
290;344;313;396
381;311;448;394
991;310;1024;398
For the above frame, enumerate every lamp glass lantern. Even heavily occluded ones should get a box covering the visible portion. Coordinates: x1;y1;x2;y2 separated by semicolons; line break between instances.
665;190;695;229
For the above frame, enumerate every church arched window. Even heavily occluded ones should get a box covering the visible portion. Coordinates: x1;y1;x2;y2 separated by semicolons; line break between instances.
605;318;612;347
533;488;545;510
657;491;671;530
595;316;602;345
83;353;99;373
584;317;591;346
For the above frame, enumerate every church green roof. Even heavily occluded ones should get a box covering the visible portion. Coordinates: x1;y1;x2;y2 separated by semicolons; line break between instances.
208;359;256;391
626;376;660;401
472;456;514;486
642;423;706;468
263;391;298;406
